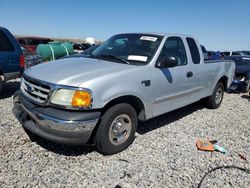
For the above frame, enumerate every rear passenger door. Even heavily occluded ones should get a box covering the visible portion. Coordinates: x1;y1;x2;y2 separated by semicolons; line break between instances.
151;36;198;117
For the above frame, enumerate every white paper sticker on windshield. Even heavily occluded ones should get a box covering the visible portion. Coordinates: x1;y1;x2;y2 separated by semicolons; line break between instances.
140;36;158;42
128;55;148;62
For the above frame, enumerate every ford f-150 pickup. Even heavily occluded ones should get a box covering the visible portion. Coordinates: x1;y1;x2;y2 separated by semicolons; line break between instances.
13;33;235;154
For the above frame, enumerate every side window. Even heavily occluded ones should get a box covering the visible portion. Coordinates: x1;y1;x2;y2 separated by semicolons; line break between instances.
157;37;187;66
0;30;15;52
186;37;201;64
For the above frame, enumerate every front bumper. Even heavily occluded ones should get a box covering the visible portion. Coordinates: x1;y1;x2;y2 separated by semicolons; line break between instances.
13;90;101;144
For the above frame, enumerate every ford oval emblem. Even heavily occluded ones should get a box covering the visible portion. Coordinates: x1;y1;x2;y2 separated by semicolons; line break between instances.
27;85;34;92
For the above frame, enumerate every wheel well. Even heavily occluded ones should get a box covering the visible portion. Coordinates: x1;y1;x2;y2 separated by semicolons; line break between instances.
101;95;146;121
87;95;146;144
218;76;228;89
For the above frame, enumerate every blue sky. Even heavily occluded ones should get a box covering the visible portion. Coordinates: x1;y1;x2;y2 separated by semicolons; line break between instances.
1;0;250;51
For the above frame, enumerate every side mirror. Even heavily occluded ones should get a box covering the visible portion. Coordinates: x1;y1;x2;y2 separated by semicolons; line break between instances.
156;56;178;68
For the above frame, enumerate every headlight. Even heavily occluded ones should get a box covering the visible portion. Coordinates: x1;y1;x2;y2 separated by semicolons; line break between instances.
51;89;92;108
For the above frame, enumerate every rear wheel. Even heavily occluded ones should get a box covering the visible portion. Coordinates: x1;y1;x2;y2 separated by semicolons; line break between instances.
94;103;137;155
205;82;224;109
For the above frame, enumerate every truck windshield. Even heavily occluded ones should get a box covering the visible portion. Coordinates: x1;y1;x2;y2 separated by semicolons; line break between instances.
91;34;163;65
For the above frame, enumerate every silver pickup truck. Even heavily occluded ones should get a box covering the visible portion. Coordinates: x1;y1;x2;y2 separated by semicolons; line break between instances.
13;33;235;154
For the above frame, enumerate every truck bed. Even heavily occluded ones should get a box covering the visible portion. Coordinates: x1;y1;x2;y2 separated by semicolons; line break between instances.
204;60;234;64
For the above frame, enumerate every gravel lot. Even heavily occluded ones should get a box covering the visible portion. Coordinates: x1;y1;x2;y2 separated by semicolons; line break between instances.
0;80;249;188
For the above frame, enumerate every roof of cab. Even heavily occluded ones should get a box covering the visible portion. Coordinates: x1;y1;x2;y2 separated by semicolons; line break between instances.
116;32;195;39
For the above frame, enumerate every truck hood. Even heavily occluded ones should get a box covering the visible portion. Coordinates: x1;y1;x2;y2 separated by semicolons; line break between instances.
24;57;134;87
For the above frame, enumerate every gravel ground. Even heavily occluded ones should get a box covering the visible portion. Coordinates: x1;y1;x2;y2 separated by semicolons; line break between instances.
0;80;249;188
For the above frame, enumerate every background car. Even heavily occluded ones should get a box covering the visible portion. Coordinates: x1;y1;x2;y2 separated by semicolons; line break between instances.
220;51;230;57
61;44;100;59
73;43;92;53
224;51;250;56
21;47;43;68
225;55;250;93
0;27;23;94
16;37;52;53
240;51;250;55
206;51;222;60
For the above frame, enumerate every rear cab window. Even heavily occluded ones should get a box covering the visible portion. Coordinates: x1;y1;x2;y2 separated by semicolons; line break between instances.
0;30;15;52
186;37;201;64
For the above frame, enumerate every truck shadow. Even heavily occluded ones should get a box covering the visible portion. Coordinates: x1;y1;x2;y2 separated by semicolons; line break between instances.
34;138;94;156
137;102;204;135
0;81;20;99
241;94;250;101
30;101;204;156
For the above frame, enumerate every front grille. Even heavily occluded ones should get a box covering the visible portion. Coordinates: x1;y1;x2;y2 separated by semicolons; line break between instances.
21;75;51;104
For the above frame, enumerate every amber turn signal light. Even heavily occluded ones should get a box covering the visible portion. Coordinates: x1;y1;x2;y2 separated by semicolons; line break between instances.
71;91;91;108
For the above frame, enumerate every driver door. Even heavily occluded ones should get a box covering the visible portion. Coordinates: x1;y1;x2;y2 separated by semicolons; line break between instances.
151;36;196;117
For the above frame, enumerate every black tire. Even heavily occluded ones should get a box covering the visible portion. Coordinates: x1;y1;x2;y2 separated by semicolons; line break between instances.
94;103;137;155
205;82;224;109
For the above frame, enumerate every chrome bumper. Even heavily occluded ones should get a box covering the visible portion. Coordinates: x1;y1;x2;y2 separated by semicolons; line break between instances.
13;91;100;145
16;101;98;132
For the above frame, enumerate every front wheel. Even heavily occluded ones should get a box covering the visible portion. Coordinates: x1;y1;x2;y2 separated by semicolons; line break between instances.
94;103;137;155
205;82;224;109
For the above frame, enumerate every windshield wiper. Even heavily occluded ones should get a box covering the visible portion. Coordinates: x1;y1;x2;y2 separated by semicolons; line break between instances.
98;54;130;64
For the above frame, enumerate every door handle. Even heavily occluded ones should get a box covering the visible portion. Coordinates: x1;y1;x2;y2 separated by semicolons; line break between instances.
186;71;193;78
141;80;151;87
